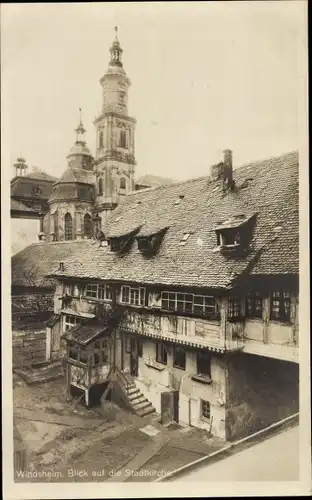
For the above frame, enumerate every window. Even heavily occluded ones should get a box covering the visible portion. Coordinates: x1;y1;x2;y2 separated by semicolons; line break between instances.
156;343;167;365
201;400;211;420
98;177;103;196
220;230;241;246
246;292;263;318
84;283;112;301
120;177;126;189
228;297;241;319
119;130;127;148
69;346;79;361
99;130;104;148
64;213;73;240
64;314;81;332
121;286;146;306
83;214;93;239
270;292;291;322
173;346;186;370
161;291;218;317
110;237;122;252
92;338;109;365
197;351;211;377
119;91;125;105
137;237;151;251
79;349;89;364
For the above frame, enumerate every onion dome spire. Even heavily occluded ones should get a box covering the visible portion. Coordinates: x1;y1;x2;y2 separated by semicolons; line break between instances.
109;26;123;67
75;108;86;144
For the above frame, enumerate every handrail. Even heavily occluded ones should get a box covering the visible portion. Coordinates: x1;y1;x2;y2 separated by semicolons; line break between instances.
114;365;131;391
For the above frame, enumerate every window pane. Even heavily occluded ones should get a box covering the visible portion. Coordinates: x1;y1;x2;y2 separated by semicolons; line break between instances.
184;301;193;313
194;295;204;306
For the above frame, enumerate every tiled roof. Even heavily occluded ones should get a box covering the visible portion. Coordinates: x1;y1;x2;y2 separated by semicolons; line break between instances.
47;151;299;289
11;240;89;288
24;171;58;182
11;198;38;213
44;314;61;328
48;168;95;203
55;168;95;185
61;320;109;346
250;205;299;275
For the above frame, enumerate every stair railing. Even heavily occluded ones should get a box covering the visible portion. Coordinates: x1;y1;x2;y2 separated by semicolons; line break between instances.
114;366;131;392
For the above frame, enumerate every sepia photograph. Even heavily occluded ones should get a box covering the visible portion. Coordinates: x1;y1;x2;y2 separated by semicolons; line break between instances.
1;1;310;498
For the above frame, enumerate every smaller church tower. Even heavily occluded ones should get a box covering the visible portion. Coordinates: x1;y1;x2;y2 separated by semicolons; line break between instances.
46;114;95;242
67;109;94;171
93;27;136;227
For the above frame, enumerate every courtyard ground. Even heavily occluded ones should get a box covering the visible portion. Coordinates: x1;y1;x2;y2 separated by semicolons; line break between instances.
13;372;225;482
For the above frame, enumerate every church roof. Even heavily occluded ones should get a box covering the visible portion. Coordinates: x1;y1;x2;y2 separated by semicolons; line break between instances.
48;168;95;204
67;141;93;157
23;170;58;182
54;168;95;185
47;151;299;289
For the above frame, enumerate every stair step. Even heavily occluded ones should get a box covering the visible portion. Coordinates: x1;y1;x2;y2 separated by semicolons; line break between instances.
126;386;140;396
128;393;146;404
136;405;156;417
131;399;152;411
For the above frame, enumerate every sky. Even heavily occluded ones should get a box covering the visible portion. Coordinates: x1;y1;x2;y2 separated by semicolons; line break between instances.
1;1;307;182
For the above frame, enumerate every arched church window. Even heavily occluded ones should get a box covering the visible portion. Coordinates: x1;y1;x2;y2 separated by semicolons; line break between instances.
98;177;103;196
119;91;125;105
64;213;73;241
99;130;104;148
83;214;93;239
120;177;126;190
119;130;127;149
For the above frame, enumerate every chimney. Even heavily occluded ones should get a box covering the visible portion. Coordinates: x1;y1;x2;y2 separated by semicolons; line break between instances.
223;149;233;188
59;261;65;271
31;166;40;173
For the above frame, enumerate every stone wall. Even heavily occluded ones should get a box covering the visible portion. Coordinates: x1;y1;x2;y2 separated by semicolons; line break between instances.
12;293;54;322
225;352;299;441
12;330;47;367
120;336;227;439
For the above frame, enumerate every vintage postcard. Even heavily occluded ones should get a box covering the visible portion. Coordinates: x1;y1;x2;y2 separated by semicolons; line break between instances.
1;1;310;498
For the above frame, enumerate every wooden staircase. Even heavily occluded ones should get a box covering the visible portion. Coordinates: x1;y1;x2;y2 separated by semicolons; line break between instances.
102;367;155;418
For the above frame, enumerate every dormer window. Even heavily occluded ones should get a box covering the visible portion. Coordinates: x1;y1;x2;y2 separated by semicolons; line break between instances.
108;228;140;253
137;237;152;251
110;237;122;252
136;228;168;255
215;214;256;254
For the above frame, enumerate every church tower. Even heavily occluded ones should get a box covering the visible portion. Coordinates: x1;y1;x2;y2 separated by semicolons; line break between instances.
93;27;136;225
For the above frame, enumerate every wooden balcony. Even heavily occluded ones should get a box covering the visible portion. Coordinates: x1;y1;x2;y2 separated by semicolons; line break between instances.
120;308;241;353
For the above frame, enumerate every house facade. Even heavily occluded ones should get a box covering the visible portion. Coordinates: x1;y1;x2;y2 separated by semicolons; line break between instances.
46;149;299;441
10;158;58;254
